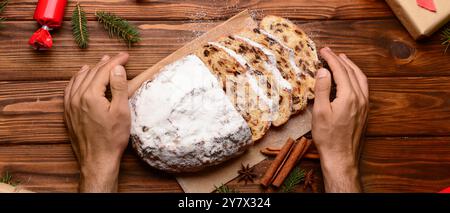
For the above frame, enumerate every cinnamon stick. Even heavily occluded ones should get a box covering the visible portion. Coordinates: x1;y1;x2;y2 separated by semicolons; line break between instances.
260;137;295;187
303;153;320;160
261;149;319;159
261;146;319;159
266;147;281;152
271;137;312;187
260;149;279;156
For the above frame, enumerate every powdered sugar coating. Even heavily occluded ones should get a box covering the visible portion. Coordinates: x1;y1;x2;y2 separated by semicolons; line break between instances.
208;42;276;112
260;30;304;79
129;55;252;173
234;35;292;91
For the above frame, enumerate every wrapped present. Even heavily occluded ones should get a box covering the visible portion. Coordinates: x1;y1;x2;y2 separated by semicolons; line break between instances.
386;0;450;40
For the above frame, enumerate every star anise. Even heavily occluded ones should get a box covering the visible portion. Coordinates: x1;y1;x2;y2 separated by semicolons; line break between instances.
303;169;315;191
237;163;257;184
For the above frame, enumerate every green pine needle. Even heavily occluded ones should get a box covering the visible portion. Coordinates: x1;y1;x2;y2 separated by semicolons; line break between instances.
0;0;8;28
0;171;20;186
441;26;450;54
0;0;7;13
71;3;89;49
214;184;239;193
95;11;140;47
281;166;306;193
0;17;5;25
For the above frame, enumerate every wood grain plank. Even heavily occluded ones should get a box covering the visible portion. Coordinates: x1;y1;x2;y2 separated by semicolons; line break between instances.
361;137;450;192
0;81;66;143
2;0;393;21
0;0;446;194
1;136;448;192
0;19;447;81
0;77;448;144
0;143;322;192
366;77;450;137
0;144;182;192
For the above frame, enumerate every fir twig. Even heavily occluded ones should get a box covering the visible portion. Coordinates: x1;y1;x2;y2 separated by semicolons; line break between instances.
95;11;140;47
281;166;306;193
441;26;450;54
214;184;239;193
0;0;7;14
0;171;20;186
71;3;89;49
0;0;8;28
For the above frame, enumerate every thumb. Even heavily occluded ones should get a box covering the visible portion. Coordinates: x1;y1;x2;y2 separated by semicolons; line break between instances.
313;68;332;114
110;65;129;112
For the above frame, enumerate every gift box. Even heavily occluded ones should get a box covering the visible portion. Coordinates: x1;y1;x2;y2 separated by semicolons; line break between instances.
386;0;450;40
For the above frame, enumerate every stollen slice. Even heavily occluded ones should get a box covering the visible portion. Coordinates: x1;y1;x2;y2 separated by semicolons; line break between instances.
216;36;292;127
235;28;307;113
196;44;272;142
260;15;321;100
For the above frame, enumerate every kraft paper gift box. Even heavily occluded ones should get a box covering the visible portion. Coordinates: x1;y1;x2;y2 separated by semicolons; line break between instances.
386;0;450;40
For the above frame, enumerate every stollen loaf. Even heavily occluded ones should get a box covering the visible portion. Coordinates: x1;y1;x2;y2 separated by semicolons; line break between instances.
130;15;320;173
130;55;253;173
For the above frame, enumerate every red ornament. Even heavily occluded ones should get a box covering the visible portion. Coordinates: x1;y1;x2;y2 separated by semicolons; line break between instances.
28;0;67;50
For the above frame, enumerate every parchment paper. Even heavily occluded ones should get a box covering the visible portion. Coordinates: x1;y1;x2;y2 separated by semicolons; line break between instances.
0;183;33;193
129;10;312;193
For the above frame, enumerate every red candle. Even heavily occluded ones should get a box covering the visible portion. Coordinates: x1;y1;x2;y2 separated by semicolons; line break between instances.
28;0;67;50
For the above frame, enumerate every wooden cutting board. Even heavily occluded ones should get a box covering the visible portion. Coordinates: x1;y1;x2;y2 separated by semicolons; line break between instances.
128;10;312;193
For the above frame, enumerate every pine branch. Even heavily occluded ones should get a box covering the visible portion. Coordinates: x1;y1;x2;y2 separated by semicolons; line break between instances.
214;184;239;193
441;26;450;54
0;17;5;27
95;11;140;47
0;171;20;186
71;3;89;49
281;166;306;193
0;0;8;28
0;0;7;14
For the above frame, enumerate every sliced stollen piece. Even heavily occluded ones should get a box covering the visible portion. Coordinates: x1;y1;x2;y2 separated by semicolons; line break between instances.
217;36;292;126
129;55;253;172
260;15;321;100
196;44;272;142
235;28;307;113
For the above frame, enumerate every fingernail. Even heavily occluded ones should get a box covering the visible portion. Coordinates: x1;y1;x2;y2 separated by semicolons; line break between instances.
340;53;347;59
317;68;329;79
101;55;110;61
324;47;331;51
79;65;89;72
114;65;125;76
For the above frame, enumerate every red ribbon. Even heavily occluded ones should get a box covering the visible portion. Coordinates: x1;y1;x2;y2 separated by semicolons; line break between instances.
416;0;437;12
28;0;67;50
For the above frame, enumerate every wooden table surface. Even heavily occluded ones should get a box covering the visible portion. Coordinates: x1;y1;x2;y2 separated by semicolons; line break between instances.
0;0;449;193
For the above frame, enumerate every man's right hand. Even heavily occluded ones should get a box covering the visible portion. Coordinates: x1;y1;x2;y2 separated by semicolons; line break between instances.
312;47;369;192
64;53;132;192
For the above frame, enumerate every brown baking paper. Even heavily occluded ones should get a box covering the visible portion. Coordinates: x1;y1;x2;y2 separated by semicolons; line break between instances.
128;10;312;193
0;183;33;193
386;0;450;40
